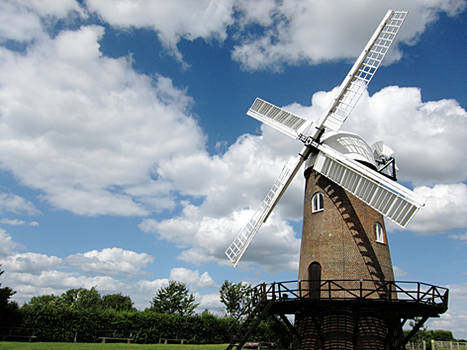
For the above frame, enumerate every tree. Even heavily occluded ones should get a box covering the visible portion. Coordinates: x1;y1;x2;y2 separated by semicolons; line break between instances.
102;293;135;312
149;281;199;316
219;280;252;319
59;287;102;311
0;266;20;327
25;295;60;308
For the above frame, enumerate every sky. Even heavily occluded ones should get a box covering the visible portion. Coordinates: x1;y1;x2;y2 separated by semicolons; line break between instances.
0;0;466;339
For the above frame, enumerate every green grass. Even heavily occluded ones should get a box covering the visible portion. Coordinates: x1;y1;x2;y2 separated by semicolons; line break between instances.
0;343;228;350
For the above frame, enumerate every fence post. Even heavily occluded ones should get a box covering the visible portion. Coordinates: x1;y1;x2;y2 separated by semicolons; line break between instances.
450;341;453;350
423;340;426;350
431;339;435;350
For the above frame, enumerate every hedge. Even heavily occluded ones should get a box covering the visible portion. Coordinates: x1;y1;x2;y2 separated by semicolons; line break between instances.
18;306;287;344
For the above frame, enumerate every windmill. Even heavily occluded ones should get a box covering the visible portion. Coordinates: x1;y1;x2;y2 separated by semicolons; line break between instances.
224;10;448;350
225;9;423;268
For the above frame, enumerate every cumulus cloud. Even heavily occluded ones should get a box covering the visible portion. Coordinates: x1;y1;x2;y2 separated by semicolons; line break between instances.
0;233;216;310
0;253;62;275
137;125;303;272
232;0;466;70
169;267;215;288
0;229;18;258
0;231;217;310
0;0;83;42
405;184;467;234
66;248;154;276
196;293;224;315
286;86;467;185
140;201;300;272
345;88;467;185
0;193;40;216
0;25;205;216
82;0;466;71
85;0;235;65
6;270;126;304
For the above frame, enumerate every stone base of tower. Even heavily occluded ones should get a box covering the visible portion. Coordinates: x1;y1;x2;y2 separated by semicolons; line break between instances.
295;305;404;350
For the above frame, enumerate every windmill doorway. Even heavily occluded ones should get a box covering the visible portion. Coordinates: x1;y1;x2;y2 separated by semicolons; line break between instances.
308;262;321;299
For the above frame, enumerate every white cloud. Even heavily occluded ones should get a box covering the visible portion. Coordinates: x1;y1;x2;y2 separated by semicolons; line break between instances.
0;253;62;275
169;267;215;288
0;25;205;216
0;193;40;216
352;90;466;185
135;125;303;271
196;293;224;315
17;0;83;18
141;203;300;272
66;248;154;276
54;0;465;73
407;184;467;234
0;218;26;226
232;0;466;70
428;282;467;340
300;86;467;186
0;218;39;226
0;228;217;310
0;0;83;42
0;229;18;258
85;0;235;65
449;232;467;244
6;270;126;304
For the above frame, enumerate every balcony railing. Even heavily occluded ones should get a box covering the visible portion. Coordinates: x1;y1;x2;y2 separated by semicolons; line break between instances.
250;280;448;310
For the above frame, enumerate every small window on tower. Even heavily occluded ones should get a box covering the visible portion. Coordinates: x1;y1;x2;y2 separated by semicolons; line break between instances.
375;222;385;243
312;192;324;213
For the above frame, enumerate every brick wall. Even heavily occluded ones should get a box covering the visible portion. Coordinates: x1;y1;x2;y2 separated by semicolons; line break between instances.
298;171;395;288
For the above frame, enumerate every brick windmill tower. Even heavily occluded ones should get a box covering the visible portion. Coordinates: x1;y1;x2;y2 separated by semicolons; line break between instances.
225;10;448;350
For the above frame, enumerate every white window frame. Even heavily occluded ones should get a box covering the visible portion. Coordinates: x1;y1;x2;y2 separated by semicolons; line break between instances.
312;192;324;213
375;222;385;244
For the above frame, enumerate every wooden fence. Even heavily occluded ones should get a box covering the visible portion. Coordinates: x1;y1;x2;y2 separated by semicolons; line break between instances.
407;341;467;350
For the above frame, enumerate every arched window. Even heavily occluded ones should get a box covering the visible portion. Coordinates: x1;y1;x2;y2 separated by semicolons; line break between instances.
312;192;324;213
375;222;385;243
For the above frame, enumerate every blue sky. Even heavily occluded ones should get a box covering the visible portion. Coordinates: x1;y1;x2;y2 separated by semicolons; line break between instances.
0;0;466;339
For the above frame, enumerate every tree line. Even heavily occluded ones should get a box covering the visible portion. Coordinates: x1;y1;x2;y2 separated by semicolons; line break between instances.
0;266;462;344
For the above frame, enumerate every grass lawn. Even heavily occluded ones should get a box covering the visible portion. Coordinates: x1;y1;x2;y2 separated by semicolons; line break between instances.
0;343;228;350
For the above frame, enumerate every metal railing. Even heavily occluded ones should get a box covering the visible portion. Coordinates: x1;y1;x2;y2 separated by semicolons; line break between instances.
250;280;448;309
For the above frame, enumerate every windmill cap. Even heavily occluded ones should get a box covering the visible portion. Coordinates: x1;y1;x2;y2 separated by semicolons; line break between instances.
305;131;377;173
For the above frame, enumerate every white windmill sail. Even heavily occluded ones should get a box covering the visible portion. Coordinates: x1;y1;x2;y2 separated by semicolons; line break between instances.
315;10;407;134
247;98;312;139
312;143;424;227
225;149;309;267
